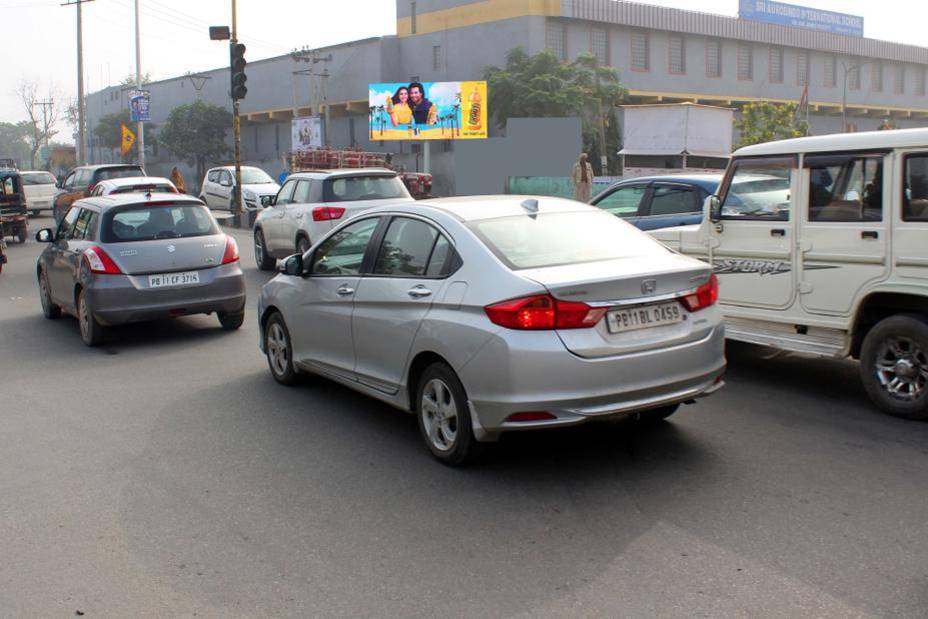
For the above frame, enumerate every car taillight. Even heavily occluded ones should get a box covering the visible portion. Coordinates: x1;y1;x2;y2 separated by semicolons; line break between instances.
680;274;719;312
221;235;239;264
84;246;121;274
312;206;346;221
484;294;606;330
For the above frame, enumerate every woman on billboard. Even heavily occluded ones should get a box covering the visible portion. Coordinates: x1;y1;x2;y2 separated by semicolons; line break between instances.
386;86;413;127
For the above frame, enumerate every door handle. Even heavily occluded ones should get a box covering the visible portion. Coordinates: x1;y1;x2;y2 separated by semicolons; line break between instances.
336;285;355;296
407;286;432;298
770;228;786;237
861;230;879;240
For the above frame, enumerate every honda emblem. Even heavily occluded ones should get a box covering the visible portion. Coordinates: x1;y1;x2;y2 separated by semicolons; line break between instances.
641;279;657;295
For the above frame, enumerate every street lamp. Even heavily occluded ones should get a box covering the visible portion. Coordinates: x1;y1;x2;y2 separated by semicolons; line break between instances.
842;59;869;132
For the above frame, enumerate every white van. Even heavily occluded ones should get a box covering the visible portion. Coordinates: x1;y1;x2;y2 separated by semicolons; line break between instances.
651;128;928;420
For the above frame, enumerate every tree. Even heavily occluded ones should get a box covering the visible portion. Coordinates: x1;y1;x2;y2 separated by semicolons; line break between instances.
735;102;809;149
0;121;33;167
158;100;232;183
94;110;137;163
483;48;627;173
119;72;151;88
16;79;60;169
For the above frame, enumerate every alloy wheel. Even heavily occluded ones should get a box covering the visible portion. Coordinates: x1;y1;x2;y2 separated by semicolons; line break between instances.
266;322;290;377
420;378;458;451
874;336;928;401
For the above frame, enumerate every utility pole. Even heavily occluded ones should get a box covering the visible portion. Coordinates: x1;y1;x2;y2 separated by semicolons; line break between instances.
594;62;608;176
231;0;243;227
134;0;145;167
62;0;94;165
34;100;54;148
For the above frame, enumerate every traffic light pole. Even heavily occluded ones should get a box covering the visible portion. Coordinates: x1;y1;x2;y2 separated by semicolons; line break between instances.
231;0;243;227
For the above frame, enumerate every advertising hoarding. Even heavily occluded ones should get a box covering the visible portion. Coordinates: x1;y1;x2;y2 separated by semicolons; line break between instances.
738;0;863;37
292;116;323;150
368;81;487;141
128;90;150;122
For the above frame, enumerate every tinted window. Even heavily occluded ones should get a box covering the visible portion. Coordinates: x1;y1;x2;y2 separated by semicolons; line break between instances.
62;173;75;189
721;157;792;220
806;154;883;222
373;217;439;277
22;172;56;185
469;211;666;271
58;206;80;238
276;180;297;205
426;235;453;277
74;169;91;188
648;185;697;216
311;218;380;276
904;154;928;222
103;204;219;242
71;209;94;240
291;180;312;203
593;185;646;217
95;167;144;182
323;175;410;203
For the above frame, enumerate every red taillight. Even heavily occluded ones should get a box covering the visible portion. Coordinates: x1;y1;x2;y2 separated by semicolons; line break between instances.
484;294;606;330
221;235;240;264
680;274;719;312
84;246;121;274
505;412;557;423
312;206;346;221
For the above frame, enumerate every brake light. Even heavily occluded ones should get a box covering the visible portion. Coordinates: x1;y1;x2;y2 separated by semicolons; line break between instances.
484;294;606;330
312;206;346;221
680;274;719;312
84;246;121;274
221;235;240;264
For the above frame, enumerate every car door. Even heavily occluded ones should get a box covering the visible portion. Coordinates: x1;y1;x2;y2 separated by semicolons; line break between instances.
351;216;454;394
280;179;313;250
637;182;701;230
264;179;297;254
799;151;889;316
219;170;234;208
709;155;797;309
291;216;383;380
589;183;649;228
894;151;928;284
47;207;90;310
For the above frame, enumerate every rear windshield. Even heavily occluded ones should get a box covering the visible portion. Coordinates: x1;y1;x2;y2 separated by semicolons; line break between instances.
22;172;56;185
468;210;666;270
102;203;219;242
111;184;175;195
323;175;409;203
95;167;145;182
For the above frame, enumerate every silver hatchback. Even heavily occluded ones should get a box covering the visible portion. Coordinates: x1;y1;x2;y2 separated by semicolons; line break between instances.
257;196;725;465
36;194;246;346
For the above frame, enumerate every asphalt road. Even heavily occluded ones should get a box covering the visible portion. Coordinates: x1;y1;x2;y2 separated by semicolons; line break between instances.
2;215;927;618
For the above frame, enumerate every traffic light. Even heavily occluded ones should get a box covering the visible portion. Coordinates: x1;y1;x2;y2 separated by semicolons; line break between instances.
230;42;247;100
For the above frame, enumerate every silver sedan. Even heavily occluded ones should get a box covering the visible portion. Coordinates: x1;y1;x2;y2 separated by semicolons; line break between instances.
257;196;726;465
36;194;246;346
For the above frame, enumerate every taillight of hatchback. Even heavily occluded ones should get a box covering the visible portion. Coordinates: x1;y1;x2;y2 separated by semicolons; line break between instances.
679;274;719;312
84;246;122;274
221;236;240;264
485;294;606;330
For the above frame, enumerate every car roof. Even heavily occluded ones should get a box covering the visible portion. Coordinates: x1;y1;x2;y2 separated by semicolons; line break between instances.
75;164;144;171
211;165;263;172
98;176;173;187
400;195;596;222
609;174;722;190
76;192;203;212
20;170;56;175
735;127;928;157
287;167;397;180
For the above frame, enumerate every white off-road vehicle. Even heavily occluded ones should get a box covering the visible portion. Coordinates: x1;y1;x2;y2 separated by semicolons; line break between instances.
652;128;928;420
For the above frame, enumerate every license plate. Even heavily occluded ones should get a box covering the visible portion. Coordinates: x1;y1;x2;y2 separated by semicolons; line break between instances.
607;301;683;334
148;271;200;288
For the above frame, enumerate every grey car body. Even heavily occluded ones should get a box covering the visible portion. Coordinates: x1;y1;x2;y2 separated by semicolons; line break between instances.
36;193;246;346
257;196;726;464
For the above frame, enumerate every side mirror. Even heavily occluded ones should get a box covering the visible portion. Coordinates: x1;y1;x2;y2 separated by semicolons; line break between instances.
707;195;722;224
35;228;54;243
280;253;304;276
267;195;277;207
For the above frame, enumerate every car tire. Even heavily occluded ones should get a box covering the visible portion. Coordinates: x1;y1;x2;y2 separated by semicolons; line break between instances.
218;310;245;330
39;269;61;319
859;314;928;420
77;288;104;347
416;362;480;466
264;312;299;385
634;404;680;424
296;235;311;255
254;229;275;271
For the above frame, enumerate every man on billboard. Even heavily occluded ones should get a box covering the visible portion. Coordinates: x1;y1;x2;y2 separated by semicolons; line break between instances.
409;82;437;126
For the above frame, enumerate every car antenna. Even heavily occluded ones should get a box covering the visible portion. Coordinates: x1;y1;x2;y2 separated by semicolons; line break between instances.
521;198;539;213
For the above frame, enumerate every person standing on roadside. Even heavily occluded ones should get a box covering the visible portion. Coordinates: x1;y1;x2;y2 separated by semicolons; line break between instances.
170;166;187;194
572;153;594;202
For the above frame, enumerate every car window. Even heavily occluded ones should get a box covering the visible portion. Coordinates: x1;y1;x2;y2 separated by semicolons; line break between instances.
311;217;380;276
22;172;57;185
373;217;440;277
806;153;883;222
648;184;698;216
593;184;647;217
323;175;410;203
720;157;793;220
103;204;219;242
220;171;233;186
62;172;75;190
426;234;454;277
276;179;298;205
292;180;312;204
207;170;219;183
903;154;928;222
70;208;94;240
57;206;81;239
91;185;105;196
74;169;91;188
96;167;144;182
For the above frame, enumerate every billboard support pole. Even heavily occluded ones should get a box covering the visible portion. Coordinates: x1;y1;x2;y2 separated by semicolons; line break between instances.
423;141;430;175
134;0;145;168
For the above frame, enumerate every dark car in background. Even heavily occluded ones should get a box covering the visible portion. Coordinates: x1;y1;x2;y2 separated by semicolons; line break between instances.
53;164;146;223
590;174;722;231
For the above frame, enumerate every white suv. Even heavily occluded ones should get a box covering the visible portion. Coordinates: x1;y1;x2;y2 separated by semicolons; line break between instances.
651;128;928;420
199;166;280;211
252;168;413;269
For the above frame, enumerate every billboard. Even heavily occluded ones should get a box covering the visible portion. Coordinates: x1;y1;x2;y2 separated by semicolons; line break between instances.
368;81;487;141
128;90;150;122
738;0;863;37
292;116;322;150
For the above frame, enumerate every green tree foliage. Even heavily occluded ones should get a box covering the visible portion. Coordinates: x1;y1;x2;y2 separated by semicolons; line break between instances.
735;102;809;149
0;121;34;167
158;100;231;184
483;48;627;174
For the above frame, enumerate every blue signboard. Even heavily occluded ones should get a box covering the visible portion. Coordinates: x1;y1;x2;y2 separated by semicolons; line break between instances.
129;90;150;122
739;0;863;37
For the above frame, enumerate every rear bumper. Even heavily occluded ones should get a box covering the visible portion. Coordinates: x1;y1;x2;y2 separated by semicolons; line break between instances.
87;263;246;325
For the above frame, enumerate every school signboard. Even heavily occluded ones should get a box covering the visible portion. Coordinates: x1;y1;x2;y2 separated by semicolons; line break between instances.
738;0;863;37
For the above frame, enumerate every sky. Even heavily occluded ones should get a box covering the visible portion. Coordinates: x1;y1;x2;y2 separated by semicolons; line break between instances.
2;0;927;143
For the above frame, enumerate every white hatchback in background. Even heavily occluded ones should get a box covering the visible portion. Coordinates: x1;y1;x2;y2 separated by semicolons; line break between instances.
21;171;58;215
199;166;280;212
89;176;178;197
252;168;414;270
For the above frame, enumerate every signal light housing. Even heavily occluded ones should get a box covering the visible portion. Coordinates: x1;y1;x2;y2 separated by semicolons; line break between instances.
84;246;121;275
229;42;248;100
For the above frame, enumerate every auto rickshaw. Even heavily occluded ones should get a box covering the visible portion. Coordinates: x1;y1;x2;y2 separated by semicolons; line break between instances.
0;166;28;244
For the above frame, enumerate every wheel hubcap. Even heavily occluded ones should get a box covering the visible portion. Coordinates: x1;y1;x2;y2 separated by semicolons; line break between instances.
266;323;289;376
254;234;264;262
421;378;458;451
79;295;89;338
875;336;928;401
40;274;49;311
